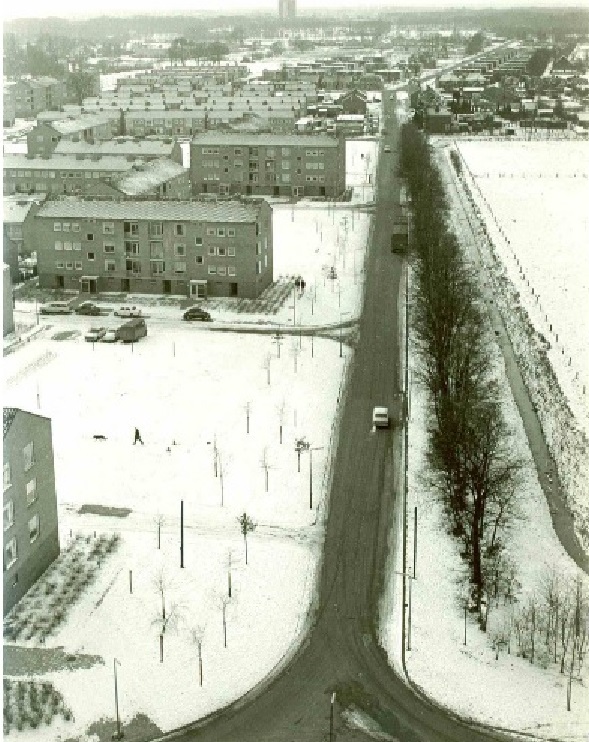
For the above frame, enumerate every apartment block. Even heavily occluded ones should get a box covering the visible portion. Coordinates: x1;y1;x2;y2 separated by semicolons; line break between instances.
27;114;116;158
3;408;60;615
12;77;66;118
31;197;273;299
190;132;345;199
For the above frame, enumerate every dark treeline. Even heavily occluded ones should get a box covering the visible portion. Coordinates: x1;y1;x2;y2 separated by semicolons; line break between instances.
400;124;523;626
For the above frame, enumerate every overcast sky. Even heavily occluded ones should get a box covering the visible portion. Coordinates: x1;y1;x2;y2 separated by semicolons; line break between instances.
3;0;582;21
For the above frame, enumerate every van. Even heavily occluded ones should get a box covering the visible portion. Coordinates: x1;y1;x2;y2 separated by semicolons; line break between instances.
39;301;73;315
114;305;143;318
116;318;147;343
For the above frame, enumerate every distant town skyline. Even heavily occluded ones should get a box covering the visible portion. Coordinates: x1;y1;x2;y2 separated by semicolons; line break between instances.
3;0;584;22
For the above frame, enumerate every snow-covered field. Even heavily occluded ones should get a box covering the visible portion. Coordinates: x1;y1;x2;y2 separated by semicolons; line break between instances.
455;140;589;435
451;140;589;555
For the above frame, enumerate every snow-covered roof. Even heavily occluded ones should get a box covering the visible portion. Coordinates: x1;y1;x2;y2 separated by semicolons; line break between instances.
190;132;339;147
108;159;187;196
35;197;264;223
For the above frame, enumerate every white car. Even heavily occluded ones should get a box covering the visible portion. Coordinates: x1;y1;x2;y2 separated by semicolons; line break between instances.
373;406;390;429
39;301;73;315
84;326;106;342
114;305;142;318
100;329;118;343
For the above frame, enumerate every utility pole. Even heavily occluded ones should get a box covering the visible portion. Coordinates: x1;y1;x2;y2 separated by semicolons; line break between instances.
113;658;123;739
180;500;184;569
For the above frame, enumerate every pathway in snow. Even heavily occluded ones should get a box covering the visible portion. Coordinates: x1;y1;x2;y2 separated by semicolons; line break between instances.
437;143;589;576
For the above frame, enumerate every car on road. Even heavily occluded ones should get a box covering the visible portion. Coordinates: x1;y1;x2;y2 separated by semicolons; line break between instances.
372;406;390;429
39;301;73;315
84;327;106;343
75;302;101;316
383;145;391;153
114;305;143;318
183;307;212;322
100;329;118;343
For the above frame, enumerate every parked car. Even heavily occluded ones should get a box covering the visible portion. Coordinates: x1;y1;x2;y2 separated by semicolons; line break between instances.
372;406;390;429
183;307;212;322
100;329;118;343
39;301;73;315
84;327;106;343
383;145;391;153
116;318;147;343
75;302;101;316
114;305;143;318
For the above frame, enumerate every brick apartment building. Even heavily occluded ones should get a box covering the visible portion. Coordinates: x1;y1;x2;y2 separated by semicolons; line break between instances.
3;408;60;615
31;197;273;299
190;132;346;198
10;77;66;118
26;114;116;158
3;155;187;199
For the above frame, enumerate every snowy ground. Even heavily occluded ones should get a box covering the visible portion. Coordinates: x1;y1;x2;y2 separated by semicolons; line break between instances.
380;276;589;741
454;140;589;436
3;155;373;738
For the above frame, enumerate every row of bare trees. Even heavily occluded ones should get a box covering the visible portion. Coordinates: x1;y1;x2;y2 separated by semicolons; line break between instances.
400;123;524;625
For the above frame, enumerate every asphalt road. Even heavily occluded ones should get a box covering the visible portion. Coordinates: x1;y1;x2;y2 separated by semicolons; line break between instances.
161;100;515;742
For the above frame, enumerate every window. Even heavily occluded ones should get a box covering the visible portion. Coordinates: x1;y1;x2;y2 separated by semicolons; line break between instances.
282;161;290;170
63;241;72;251
88;252;95;261
208;266;217;275
72;223;80;232
174;261;186;274
234;148;242;155
217;247;227;257
124;221;139;235
62;222;70;232
282;174;291;183
195;237;203;246
125;241;140;255
206;228;216;236
28;515;40;544
53;222;61;232
150;261;165;275
75;261;82;270
103;222;115;235
23;442;34;471
3;501;14;531
282;147;290;156
175;224;185;236
228;266;236;276
149;222;163;237
87;233;94;241
234;159;243;168
195;255;203;265
65;261;74;270
105;260;116;272
174;244;186;257
227;228;236;237
103;243;115;253
3;463;11;492
26;478;37;506
217;228;225;237
150;241;164;259
126;259;141;274
4;538;17;570
217;266;227;276
55;241;63;251
73;242;82;251
208;246;216;256
227;246;236;257
56;261;64;269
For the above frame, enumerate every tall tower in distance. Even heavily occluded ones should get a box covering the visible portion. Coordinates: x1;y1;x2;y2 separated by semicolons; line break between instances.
279;0;296;21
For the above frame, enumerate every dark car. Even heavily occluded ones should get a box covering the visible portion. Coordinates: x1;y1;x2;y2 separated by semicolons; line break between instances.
75;302;101;316
183;307;212;322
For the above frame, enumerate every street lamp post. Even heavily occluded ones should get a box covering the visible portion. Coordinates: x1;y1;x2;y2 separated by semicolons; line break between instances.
113;658;123;740
329;691;336;742
395;569;414;651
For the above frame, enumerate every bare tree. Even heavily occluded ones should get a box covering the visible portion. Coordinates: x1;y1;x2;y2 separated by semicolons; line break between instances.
217;449;226;507
151;600;182;663
277;399;286;444
244;401;251;435
260;446;271;492
189;624;206;686
290;341;301;373
219;593;230;648
238;512;256;565
153;513;165;550
263;353;272;386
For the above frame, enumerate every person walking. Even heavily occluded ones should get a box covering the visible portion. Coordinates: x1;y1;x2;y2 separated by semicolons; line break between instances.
133;427;144;445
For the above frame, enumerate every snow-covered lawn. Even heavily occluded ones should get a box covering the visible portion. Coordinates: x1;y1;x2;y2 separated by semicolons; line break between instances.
3;185;367;739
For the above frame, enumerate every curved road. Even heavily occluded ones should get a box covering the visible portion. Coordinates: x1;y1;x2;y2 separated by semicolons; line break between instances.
161;99;515;742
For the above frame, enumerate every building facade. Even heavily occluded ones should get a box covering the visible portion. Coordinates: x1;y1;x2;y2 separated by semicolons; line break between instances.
12;77;66;118
3;408;60;615
279;0;296;21
27;114;116;159
190;133;345;198
31;197;273;299
3;265;15;337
